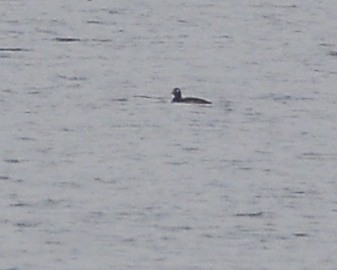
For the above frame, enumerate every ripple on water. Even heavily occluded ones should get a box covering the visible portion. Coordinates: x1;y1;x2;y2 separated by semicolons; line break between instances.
157;225;193;232
235;211;264;217
4;159;20;164
328;50;337;56
53;37;82;42
16;136;36;141
299;152;337;161
257;94;315;103
10;202;31;208
293;232;309;238
15;221;40;229
0;48;30;52
110;98;128;102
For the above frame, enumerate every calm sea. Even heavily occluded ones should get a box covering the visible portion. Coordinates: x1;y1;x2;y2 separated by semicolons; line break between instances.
1;1;337;269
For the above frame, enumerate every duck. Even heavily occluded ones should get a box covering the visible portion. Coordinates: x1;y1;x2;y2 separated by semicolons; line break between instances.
171;88;211;104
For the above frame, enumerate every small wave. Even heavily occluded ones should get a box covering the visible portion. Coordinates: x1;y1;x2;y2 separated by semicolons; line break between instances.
54;37;82;42
10;202;30;207
54;37;114;43
4;159;20;164
235;211;263;217
86;20;104;24
92;38;113;43
111;98;128;102
0;48;30;52
15;221;40;228
182;147;199;152
57;75;87;81
293;232;309;238
273;4;297;8
133;95;161;99
328;50;337;56
299;152;337;161
160;225;193;232
257;94;314;103
133;95;168;103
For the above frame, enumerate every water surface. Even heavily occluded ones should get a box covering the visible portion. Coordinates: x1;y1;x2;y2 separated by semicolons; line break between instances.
1;1;337;269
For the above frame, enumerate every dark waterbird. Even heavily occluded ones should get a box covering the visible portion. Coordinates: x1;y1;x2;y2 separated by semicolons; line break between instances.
171;88;211;104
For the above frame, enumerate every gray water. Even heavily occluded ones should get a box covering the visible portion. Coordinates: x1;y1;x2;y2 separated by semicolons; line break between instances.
1;1;337;269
